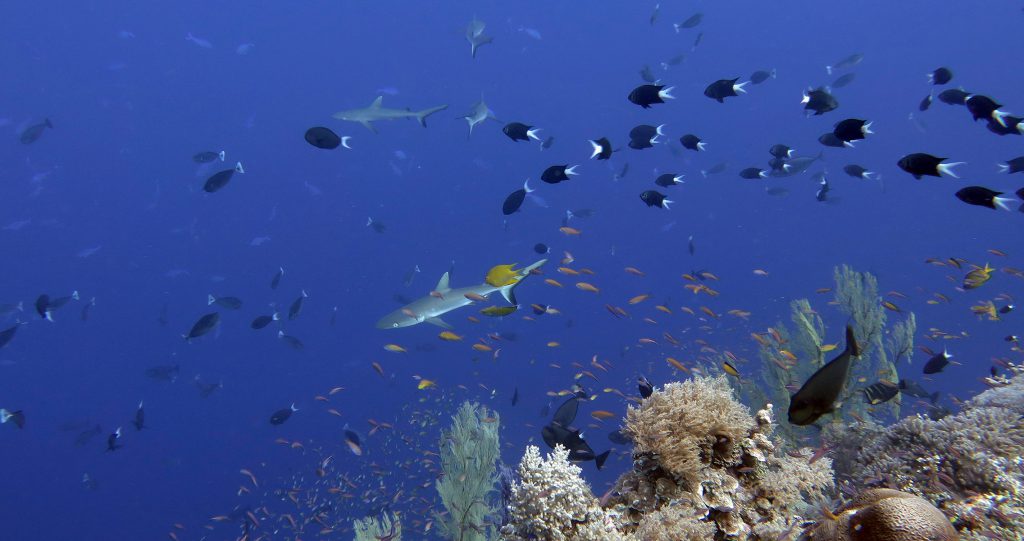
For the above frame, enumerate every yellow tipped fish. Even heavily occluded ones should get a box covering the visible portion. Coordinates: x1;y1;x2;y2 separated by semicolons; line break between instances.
722;360;740;377
480;305;518;317
383;344;407;353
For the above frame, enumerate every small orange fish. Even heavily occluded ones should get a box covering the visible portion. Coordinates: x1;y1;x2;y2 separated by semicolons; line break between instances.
815;287;832;294
371;361;385;377
881;300;903;313
464;292;487;302
655;305;671;314
625;267;645;276
628;294;650;304
417;379;437;390
988;248;1008;257
558;267;580;275
559;226;582;236
438;331;463;341
590;410;616;420
680;306;695;315
752;269;769;276
401;308;417;318
329;386;345;395
778;350;798;362
544;278;564;287
727;309;751;319
576;282;600;293
666;357;688;372
383;344;407;353
547;341;560;347
699;306;718;318
472;343;493;352
638;338;657;345
561;251;575;264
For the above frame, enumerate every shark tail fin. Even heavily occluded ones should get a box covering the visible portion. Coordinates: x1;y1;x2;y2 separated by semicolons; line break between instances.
416;105;449;128
498;259;547;304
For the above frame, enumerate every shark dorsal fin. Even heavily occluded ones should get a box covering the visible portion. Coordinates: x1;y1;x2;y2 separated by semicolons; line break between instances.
370;96;384;109
435;272;451;293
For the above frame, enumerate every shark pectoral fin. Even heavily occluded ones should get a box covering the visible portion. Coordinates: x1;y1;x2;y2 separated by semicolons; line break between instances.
500;286;518;306
360;120;377;133
426;317;452;329
370;96;384;109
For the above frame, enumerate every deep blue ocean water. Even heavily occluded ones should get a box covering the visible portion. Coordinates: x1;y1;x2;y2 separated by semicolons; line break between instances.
1;1;1022;539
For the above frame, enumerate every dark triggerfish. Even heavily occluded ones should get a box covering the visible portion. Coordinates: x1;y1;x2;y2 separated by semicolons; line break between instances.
788;325;860;425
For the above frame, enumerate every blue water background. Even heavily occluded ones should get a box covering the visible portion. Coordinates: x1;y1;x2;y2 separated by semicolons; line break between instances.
1;1;1022;539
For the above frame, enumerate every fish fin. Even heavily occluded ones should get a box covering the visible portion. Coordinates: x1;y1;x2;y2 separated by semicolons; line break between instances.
435;272;451;293
425;317;451;329
595;450;610;470
845;324;861;357
415;105;448;128
369;96;383;109
360;120;377;133
498;259;546;304
207;294;215;305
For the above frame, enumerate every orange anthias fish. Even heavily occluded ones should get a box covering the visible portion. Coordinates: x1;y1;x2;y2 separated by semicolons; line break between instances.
576;282;600;293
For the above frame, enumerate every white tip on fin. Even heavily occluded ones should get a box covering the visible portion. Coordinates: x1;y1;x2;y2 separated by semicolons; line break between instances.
291;403;298;412
696;142;707;151
662;199;673;210
998;164;1009;173
207;294;215;305
523;178;533;193
673;175;684;184
218;151;225;161
659;86;675;100
565;165;579;176
994;196;1014;211
234;162;245;174
340;136;352;149
938;162;965;178
734;81;749;94
589;140;602;159
277;330;285;338
673;23;681;33
656;124;666;136
992;110;1010;128
527;128;541;141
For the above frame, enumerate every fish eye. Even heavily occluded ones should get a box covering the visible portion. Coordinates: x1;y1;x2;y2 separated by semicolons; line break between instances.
392;322;399;328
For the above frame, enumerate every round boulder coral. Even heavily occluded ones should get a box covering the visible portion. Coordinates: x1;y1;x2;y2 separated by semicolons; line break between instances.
801;489;957;541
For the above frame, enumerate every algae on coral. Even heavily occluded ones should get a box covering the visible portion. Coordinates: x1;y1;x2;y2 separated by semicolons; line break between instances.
435;401;500;541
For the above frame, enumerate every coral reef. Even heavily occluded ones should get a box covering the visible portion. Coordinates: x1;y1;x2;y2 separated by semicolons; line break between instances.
827;362;1024;540
799;488;956;541
353;511;402;541
613;376;834;539
500;445;626;541
435;401;501;541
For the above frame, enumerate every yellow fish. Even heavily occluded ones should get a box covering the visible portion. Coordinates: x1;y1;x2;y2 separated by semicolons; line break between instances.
820;343;838;353
383;344;407;353
438;331;463;341
485;263;522;287
417;379;437;390
963;263;994;290
480;305;518;317
722;360;740;377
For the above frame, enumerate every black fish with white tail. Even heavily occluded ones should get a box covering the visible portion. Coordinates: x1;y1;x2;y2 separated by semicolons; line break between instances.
541;165;579;184
503;179;534;215
270;404;298;425
639;190;672;209
251;313;280;329
832;119;872;146
923;348;952;374
502;122;542;142
589;137;613;160
203;162;245;193
802;88;838;115
842;164;875;179
628;124;664;150
679;134;705;151
628;85;674;108
704;78;747;103
897;153;963;179
929;67;953;85
655;173;684;187
132;401;145;430
955;187;1013;211
193;150;224;163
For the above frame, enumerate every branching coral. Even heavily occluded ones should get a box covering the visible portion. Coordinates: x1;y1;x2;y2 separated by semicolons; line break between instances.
500;445;627;541
436;401;500;541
